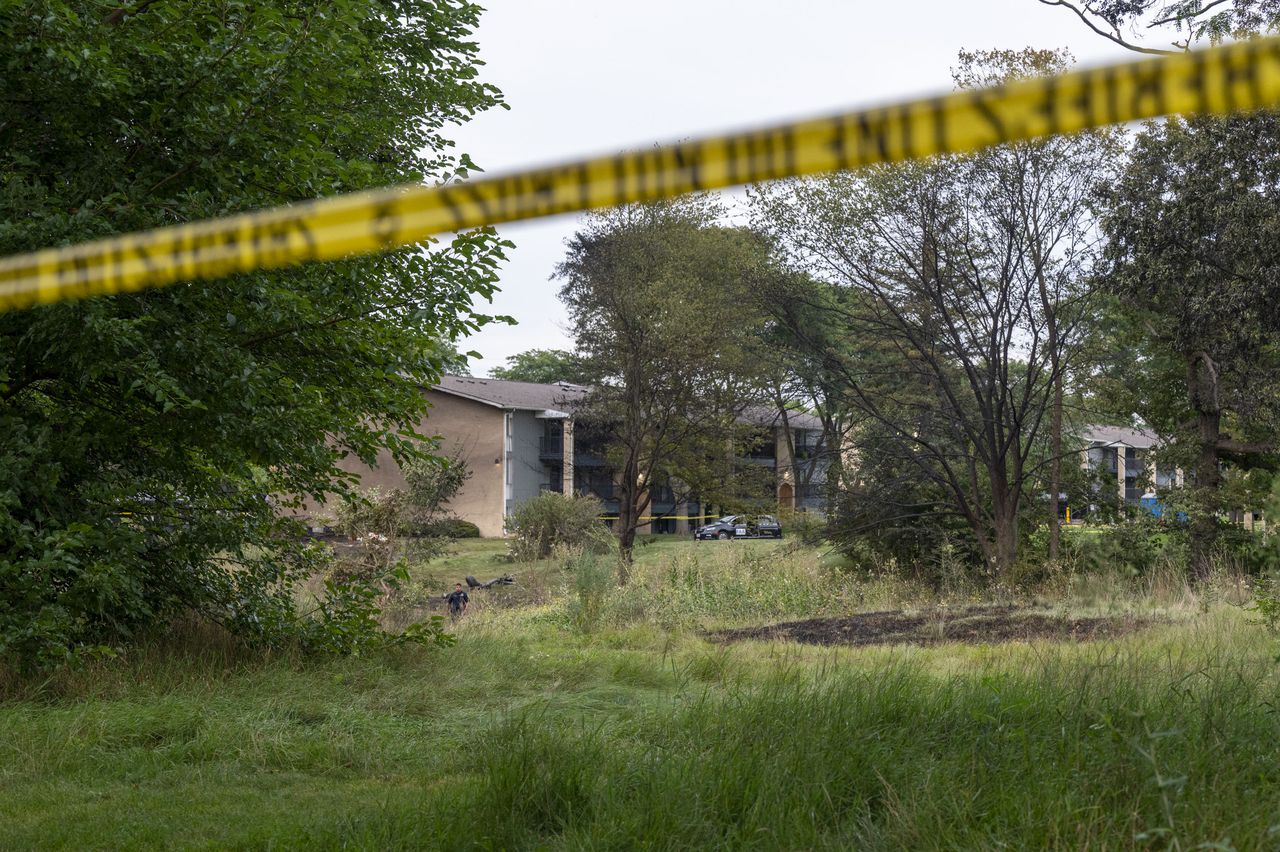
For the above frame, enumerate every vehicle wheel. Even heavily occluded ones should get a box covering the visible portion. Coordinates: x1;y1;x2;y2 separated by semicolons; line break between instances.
717;531;730;541
774;531;782;538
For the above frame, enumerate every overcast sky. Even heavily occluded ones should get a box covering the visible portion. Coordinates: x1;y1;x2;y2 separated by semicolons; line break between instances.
449;0;1131;376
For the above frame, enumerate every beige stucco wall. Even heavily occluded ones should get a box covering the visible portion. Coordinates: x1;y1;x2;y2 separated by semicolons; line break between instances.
416;390;507;537
303;389;509;538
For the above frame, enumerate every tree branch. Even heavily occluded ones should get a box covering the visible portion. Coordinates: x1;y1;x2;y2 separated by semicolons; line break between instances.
1037;0;1176;54
102;0;163;26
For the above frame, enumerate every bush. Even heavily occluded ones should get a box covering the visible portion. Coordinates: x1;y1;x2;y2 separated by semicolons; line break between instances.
561;546;614;633
506;493;611;561
332;453;472;540
332;488;408;539
777;509;826;546
418;518;480;539
1250;570;1280;633
1064;515;1187;578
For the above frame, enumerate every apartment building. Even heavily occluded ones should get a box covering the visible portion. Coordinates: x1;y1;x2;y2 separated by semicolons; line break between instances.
1081;424;1169;508
324;376;827;537
1079;424;1264;530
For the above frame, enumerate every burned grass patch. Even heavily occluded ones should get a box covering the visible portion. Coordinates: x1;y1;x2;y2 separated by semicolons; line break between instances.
708;605;1149;648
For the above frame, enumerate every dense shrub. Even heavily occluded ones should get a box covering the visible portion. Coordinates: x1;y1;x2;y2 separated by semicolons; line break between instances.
419;518;481;539
324;454;474;603
777;509;827;546
506;493;611;561
561;546;614;633
332;488;409;539
331;453;471;540
1251;570;1280;633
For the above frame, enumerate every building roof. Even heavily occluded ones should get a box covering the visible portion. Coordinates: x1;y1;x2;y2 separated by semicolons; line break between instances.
1081;424;1159;449
740;404;824;432
432;376;825;430
432;375;588;412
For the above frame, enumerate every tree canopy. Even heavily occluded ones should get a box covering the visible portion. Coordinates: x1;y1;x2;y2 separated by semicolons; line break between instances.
752;50;1116;577
0;1;508;669
1097;111;1280;574
488;349;590;384
555;199;773;569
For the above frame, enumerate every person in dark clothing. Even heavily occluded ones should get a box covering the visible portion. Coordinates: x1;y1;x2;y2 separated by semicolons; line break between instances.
445;583;469;620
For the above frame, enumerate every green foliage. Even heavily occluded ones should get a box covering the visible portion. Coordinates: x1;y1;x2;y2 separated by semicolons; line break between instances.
777;509;827;546
418;518;481;539
562;547;614;634
402;452;472;527
440;651;1280;849
636;545;850;628
488;349;590;384
333;451;471;540
556;198;777;558
306;566;454;655
1065;518;1188;578
752;49;1119;578
332;488;409;540
1249;571;1280;633
1098;111;1280;573
506;493;611;562
2;540;1280;847
0;1;505;670
326;451;472;604
1045;0;1280;50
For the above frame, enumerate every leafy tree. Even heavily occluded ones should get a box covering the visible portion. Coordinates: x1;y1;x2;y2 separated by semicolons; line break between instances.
752;51;1115;578
1039;0;1280;52
0;1;507;670
1097;111;1280;576
488;349;590;384
750;269;851;514
555;199;772;573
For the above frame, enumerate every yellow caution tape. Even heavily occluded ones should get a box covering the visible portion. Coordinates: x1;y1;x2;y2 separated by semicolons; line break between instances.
3;36;1280;312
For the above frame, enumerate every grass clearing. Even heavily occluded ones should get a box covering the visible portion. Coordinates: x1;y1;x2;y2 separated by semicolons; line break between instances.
3;538;1278;848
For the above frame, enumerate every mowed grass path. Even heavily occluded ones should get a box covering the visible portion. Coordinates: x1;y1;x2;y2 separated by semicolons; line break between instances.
3;539;1280;849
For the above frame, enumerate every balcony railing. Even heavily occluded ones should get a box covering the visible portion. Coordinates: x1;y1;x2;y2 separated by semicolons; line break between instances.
538;435;563;459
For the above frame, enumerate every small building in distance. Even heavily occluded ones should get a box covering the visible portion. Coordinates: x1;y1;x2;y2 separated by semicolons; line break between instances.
1081;424;1171;509
1078;424;1264;530
322;376;828;537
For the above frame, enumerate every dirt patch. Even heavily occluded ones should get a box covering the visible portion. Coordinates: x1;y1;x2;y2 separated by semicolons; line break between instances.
707;605;1148;648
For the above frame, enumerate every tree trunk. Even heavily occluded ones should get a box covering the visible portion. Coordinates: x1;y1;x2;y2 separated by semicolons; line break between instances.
1190;408;1222;581
1187;352;1222;581
1034;259;1063;564
616;454;639;583
773;385;800;506
962;504;1017;580
616;521;636;585
991;499;1019;579
1048;372;1063;562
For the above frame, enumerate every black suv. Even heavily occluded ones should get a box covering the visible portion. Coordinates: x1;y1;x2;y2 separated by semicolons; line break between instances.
694;515;782;540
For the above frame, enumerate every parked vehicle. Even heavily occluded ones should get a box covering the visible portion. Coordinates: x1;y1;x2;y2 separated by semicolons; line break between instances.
694;514;782;540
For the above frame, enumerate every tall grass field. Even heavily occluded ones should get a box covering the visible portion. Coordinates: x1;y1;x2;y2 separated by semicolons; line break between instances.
2;538;1278;849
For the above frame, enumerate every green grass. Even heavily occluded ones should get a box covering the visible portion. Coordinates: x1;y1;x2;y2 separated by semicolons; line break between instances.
3;539;1280;849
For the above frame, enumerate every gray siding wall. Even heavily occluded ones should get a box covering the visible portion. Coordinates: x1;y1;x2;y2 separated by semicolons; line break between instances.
505;409;546;516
